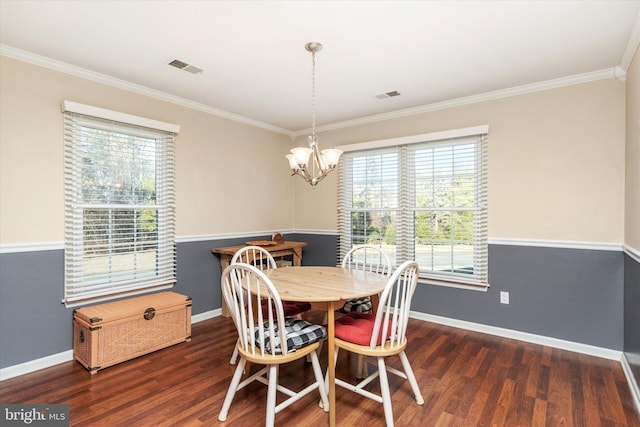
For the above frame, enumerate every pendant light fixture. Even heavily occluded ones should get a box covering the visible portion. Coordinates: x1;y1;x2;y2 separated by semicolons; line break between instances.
286;42;342;187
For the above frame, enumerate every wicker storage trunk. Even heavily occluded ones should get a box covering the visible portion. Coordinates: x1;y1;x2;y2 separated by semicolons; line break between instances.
73;291;192;374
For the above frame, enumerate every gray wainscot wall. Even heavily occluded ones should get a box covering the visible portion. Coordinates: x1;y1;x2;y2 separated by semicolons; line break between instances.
1;233;638;393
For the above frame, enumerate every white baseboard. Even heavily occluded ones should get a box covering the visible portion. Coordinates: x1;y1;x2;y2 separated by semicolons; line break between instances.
2;307;635;398
621;354;640;415
0;310;222;382
0;350;74;381
192;309;219;323
410;311;622;361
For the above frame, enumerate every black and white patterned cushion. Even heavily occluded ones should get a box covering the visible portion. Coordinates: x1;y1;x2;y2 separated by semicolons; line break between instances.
340;296;372;314
252;317;327;354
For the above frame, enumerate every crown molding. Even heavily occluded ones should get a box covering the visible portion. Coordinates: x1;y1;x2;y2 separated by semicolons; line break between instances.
0;44;293;137
619;9;640;72
291;68;617;137
2;45;620;140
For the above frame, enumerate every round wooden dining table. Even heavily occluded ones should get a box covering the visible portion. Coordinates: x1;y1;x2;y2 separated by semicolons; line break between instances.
265;266;388;427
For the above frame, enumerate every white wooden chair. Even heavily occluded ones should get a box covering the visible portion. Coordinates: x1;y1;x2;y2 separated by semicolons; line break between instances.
340;245;392;313
228;246;311;364
231;245;278;270
325;245;393;377
329;260;424;427
218;263;329;427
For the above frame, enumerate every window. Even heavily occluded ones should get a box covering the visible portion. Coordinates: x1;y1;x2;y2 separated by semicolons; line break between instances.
63;101;179;306
338;126;488;289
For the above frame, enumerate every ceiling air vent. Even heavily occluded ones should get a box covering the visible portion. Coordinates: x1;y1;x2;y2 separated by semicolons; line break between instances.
375;90;401;99
168;59;203;74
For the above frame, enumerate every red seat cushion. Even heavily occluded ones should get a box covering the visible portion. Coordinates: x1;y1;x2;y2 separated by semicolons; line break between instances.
261;299;311;317
334;312;392;346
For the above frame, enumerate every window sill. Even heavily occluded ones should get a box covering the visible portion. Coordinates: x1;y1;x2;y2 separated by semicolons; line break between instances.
418;276;489;292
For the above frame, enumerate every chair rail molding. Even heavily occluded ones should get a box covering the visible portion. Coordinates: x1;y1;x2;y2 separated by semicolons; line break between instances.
488;237;622;252
623;244;640;263
0;241;65;253
2;236;633;254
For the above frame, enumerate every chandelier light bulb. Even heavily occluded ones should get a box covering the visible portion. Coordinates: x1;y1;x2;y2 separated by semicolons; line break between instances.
321;148;343;168
290;147;312;166
286;153;300;170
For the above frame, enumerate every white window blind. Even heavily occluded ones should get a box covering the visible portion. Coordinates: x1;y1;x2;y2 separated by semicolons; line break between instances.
338;130;488;289
63;104;178;306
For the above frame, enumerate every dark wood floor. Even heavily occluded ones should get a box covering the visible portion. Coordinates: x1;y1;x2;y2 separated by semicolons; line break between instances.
1;311;639;426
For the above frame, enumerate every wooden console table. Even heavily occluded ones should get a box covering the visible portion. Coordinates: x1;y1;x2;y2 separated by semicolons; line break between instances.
211;241;308;317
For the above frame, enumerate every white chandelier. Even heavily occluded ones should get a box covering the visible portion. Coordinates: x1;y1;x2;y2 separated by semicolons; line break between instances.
286;42;342;187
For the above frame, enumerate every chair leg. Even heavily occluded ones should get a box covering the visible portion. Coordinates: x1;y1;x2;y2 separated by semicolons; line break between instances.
229;340;239;364
266;365;279;427
399;351;424;405
218;358;247;421
356;354;368;379
310;349;329;412
314;337;325;364
377;357;395;427
324;346;340;403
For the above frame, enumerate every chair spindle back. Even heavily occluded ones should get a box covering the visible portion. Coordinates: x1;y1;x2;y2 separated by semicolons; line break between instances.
222;263;289;357
341;245;392;276
370;260;419;349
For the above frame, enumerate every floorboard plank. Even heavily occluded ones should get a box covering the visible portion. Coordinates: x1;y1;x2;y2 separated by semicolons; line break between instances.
1;313;638;426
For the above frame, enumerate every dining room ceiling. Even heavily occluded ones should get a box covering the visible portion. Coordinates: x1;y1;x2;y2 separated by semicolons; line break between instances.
1;1;639;135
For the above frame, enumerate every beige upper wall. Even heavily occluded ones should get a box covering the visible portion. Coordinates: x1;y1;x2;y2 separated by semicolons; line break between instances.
293;79;626;244
0;56;294;244
626;49;640;250
0;55;628;246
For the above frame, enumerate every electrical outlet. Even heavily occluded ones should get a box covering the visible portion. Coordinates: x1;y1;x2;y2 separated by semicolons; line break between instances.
500;291;509;304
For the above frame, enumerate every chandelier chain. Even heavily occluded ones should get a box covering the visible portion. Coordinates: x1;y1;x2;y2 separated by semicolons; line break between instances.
311;49;317;139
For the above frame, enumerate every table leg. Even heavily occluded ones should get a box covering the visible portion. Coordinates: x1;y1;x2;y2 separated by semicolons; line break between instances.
370;293;380;314
327;301;336;427
220;256;231;317
292;248;303;266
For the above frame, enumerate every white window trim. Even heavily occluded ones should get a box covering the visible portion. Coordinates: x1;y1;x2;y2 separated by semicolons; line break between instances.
337;125;489;291
62;101;180;307
335;125;489;153
61;101;180;134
